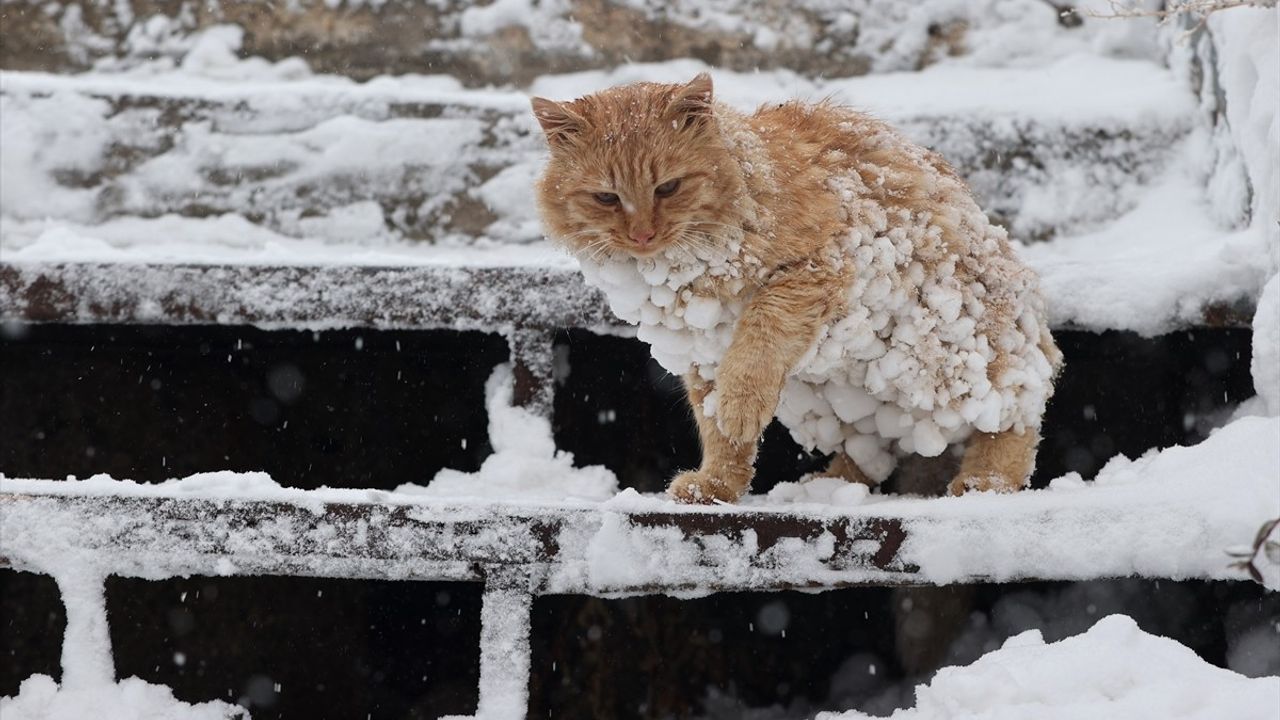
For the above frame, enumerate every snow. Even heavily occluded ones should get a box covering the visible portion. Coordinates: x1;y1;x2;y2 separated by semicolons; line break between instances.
887;415;1280;586
466;580;533;720
1206;7;1280;277
0;49;1254;335
2;416;1276;595
1020;171;1270;335
817;614;1280;720
0;216;578;269
0;675;248;720
1254;275;1280;416
399;363;618;502
2;417;1276;591
526;53;1193;125
8;25;1254;337
177;25;311;82
0;558;248;720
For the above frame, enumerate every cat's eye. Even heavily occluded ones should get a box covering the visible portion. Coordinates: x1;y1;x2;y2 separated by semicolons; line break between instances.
594;192;620;206
655;179;681;197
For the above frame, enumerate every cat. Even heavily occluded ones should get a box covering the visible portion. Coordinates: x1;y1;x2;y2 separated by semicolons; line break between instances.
532;73;1062;504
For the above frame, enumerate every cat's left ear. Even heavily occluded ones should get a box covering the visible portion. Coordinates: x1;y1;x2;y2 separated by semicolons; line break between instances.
666;72;714;129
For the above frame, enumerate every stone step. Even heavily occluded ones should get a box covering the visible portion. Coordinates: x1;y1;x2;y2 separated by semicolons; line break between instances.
0;259;1252;338
2;0;1091;86
0;56;1194;245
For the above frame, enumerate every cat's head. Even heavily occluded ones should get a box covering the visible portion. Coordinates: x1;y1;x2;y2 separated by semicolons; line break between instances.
531;73;741;259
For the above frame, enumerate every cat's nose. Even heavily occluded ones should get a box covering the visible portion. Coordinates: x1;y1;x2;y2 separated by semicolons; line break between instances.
630;228;656;246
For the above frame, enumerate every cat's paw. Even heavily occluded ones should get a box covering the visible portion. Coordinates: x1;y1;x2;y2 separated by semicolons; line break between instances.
713;381;778;446
947;472;1028;496
668;469;749;504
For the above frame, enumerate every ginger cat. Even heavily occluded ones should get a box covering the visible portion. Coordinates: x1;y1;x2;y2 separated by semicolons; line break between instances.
532;73;1062;504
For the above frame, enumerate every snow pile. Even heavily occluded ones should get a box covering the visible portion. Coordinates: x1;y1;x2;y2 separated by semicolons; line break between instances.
0;551;248;720
817;614;1280;720
0;90;112;222
897;415;1280;587
766;476;873;507
1206;7;1280;274
455;0;585;52
402;364;618;501
1019;170;1270;335
176;25;310;82
0;676;248;720
1;420;1275;593
0;215;579;268
1253;276;1280;416
101;20;313;81
6;470;290;501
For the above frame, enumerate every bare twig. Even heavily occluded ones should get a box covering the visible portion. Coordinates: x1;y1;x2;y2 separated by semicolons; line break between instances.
1227;517;1280;584
1088;0;1277;38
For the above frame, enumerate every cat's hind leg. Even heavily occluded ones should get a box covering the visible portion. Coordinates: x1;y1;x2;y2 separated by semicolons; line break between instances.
669;373;758;504
948;428;1039;495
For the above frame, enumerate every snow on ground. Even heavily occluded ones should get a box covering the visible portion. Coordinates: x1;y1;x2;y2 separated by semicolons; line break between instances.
1254;275;1280;416
4;415;1276;589
815;614;1280;720
599;414;1280;589
1017;170;1270;334
398;363;618;502
2;42;1264;333
0;675;248;720
0;215;579;269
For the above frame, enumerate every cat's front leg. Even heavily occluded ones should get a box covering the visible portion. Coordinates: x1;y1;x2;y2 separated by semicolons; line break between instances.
668;373;758;504
712;353;787;446
713;260;845;447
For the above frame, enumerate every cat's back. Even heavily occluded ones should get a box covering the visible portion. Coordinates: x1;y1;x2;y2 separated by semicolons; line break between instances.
747;100;969;218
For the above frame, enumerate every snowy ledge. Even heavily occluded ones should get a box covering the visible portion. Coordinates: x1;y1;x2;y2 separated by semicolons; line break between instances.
0;259;1254;335
3;416;1276;595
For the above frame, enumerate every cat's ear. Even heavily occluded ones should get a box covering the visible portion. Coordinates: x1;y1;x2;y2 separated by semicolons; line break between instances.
531;97;585;146
665;73;714;129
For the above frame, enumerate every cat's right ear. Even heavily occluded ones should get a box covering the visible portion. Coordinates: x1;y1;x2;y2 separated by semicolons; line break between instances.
531;97;584;147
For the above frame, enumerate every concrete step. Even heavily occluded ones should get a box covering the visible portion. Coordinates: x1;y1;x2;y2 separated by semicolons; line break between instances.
1;0;1090;85
0;56;1194;245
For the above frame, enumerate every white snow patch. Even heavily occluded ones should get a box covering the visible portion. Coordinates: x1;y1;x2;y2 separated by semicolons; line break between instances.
766;476;872;507
178;25;311;82
1020;169;1270;335
1253;275;1280;416
817;614;1280;720
0;215;578;269
0;675;248;720
527;54;1192;127
401;364;618;502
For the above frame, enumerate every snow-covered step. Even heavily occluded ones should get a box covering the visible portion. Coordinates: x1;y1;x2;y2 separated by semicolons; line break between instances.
0;55;1195;246
4;0;1095;85
0;249;1257;338
3;417;1276;591
0;256;614;333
